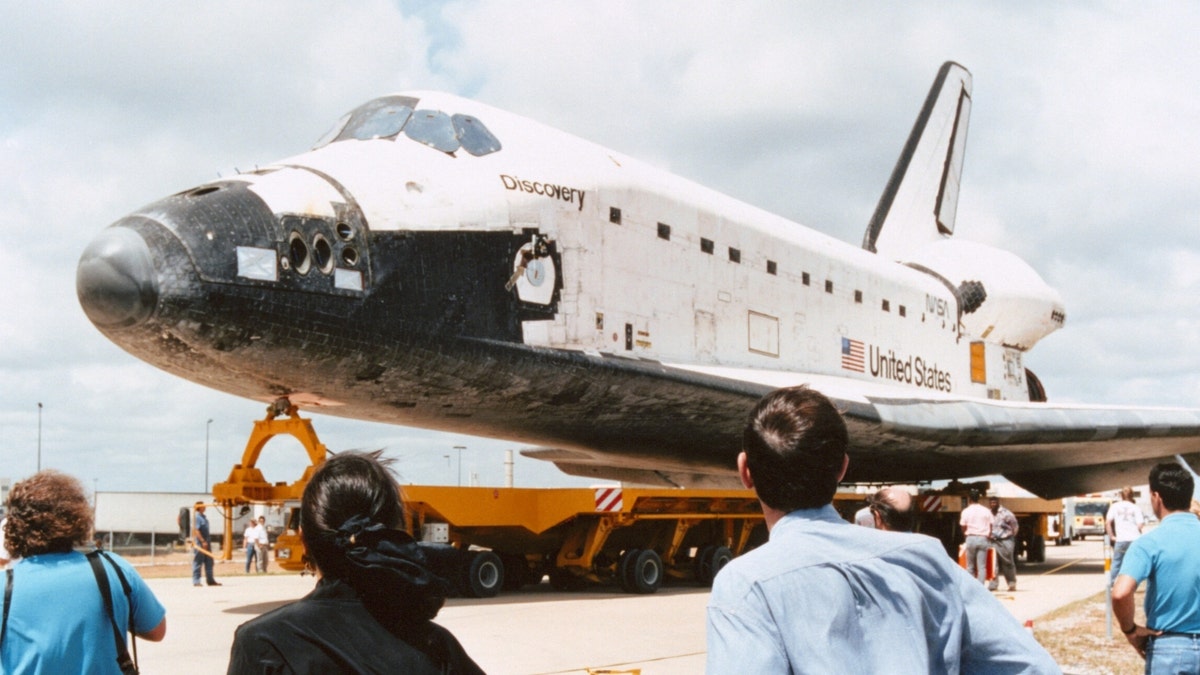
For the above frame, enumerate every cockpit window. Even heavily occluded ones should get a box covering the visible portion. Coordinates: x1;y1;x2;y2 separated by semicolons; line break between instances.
453;114;502;156
337;96;418;143
312;112;350;149
350;103;414;141
405;109;460;153
313;96;501;157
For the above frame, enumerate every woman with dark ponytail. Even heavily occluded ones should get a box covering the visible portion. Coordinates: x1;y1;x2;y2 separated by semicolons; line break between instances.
227;451;483;674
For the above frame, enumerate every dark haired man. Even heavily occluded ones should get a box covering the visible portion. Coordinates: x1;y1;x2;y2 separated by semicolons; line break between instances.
706;386;1057;674
1112;462;1200;672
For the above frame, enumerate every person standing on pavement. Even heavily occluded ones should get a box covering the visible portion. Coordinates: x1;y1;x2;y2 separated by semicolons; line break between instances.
243;518;258;574
1;471;166;673
227;450;483;674
254;515;270;573
960;490;994;584
192;502;221;586
988;496;1019;592
706;385;1058;674
1105;486;1144;583
1112;462;1200;672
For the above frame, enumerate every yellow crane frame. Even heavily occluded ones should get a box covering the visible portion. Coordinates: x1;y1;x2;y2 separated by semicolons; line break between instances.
210;399;327;560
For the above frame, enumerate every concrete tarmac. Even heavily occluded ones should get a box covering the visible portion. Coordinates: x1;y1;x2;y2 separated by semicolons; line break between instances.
135;539;1110;674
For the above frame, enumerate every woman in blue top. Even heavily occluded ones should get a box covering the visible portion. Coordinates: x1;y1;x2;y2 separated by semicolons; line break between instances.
1;470;167;674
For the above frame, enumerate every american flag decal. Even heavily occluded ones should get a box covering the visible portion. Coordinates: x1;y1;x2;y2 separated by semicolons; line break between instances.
594;487;623;512
841;337;864;372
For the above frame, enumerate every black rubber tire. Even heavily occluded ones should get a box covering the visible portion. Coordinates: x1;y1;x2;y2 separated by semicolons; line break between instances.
629;549;663;594
707;546;733;583
1027;535;1046;564
693;546;716;585
498;553;528;591
177;507;191;543
464;551;504;598
619;549;641;592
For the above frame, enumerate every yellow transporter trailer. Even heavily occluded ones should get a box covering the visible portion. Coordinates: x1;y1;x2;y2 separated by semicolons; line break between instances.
403;485;765;596
213;402;1059;600
276;484;766;598
212;402;766;597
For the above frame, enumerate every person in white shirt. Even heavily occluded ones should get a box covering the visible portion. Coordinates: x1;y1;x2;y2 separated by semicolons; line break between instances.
1106;486;1145;583
243;519;259;573
253;516;270;573
959;491;994;584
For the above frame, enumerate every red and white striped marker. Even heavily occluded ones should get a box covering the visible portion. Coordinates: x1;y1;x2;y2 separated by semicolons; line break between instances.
594;487;623;512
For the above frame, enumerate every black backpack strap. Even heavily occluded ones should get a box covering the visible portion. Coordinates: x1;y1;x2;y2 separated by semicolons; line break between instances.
87;551;137;674
99;551;138;667
1;568;12;647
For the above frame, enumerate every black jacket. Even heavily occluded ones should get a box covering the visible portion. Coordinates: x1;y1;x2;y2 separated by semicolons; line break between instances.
227;578;483;674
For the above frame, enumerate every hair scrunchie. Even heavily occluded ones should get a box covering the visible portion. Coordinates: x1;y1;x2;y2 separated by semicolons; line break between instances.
327;514;452;624
333;514;386;552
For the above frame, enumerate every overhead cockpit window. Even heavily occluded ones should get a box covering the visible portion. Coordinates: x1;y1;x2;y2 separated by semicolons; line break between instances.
453;114;501;156
350;103;415;141
336;96;418;143
313;96;501;156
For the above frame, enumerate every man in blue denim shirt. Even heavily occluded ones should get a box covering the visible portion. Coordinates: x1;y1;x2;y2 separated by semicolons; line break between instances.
706;386;1058;674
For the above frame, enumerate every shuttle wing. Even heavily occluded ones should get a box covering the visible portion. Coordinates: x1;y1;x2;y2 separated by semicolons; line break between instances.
524;360;1200;499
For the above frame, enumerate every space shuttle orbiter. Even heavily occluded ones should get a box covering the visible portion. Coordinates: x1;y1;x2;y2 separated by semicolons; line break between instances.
77;62;1200;498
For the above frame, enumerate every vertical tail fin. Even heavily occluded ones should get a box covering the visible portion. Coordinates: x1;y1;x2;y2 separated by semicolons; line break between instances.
862;62;972;258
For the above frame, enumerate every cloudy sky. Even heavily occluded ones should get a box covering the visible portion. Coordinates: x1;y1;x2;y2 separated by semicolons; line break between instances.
2;2;1198;495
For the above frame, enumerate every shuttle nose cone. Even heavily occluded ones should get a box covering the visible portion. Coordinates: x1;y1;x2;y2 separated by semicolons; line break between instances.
77;227;159;328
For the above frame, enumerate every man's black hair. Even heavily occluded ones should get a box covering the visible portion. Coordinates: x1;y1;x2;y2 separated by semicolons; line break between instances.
743;386;848;512
1150;462;1195;512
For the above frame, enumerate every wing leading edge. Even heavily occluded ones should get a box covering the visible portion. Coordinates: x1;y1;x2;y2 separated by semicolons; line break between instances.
856;396;1200;498
523;360;1200;499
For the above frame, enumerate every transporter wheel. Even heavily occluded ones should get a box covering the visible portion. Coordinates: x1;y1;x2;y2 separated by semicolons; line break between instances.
177;507;191;544
1027;535;1046;564
628;549;663;595
619;549;641;592
464;551;504;598
498;553;529;591
707;546;733;583
693;546;716;585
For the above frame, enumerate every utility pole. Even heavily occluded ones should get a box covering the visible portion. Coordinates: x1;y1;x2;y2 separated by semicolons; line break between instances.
205;418;213;491
454;445;466;487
